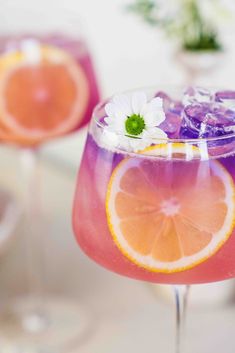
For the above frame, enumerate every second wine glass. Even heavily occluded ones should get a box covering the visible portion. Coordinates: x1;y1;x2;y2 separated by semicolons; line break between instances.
0;5;100;353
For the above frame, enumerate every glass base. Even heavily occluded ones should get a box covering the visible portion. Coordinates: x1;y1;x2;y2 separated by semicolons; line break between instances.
0;296;90;353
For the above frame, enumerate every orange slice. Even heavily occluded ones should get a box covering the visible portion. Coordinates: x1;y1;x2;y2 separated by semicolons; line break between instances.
106;144;235;273
0;44;89;145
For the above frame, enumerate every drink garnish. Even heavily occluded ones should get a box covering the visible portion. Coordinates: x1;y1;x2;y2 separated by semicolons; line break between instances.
125;114;145;136
102;91;167;151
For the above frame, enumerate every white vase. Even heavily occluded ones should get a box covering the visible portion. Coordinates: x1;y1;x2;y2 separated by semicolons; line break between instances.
175;49;224;85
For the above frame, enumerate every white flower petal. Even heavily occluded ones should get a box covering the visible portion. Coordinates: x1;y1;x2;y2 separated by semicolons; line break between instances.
147;127;168;139
140;97;163;115
129;137;149;152
141;100;165;121
121;136;133;151
145;110;166;127
112;94;132;117
113;115;127;133
143;112;157;127
131;91;147;115
148;97;163;110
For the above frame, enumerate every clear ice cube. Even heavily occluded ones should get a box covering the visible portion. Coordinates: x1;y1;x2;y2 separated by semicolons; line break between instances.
181;102;235;138
180;87;235;142
183;87;214;107
159;111;182;139
155;91;183;138
215;90;235;111
155;91;172;111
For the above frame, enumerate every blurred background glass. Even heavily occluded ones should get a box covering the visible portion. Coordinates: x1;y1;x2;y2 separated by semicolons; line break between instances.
0;2;100;352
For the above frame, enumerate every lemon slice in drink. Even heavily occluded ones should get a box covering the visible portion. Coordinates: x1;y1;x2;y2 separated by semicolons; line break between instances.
106;143;235;273
0;44;89;145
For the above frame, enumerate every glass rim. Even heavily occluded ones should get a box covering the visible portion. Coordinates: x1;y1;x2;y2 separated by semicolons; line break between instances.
92;95;235;145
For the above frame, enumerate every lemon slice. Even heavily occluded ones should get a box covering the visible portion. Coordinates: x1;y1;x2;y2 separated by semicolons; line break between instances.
106;143;235;273
0;44;89;145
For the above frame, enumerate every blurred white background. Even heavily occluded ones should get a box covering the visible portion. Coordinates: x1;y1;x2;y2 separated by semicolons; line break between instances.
1;0;178;95
1;0;233;94
2;0;233;167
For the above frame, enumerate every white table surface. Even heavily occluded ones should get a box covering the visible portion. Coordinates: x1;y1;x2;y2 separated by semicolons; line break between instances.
1;145;235;353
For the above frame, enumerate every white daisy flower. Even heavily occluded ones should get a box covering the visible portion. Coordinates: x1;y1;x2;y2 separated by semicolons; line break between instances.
102;91;167;152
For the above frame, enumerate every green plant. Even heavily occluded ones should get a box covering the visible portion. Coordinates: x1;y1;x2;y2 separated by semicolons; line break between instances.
128;0;223;51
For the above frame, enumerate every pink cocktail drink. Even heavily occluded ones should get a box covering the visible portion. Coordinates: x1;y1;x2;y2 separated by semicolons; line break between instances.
73;88;235;285
0;15;100;352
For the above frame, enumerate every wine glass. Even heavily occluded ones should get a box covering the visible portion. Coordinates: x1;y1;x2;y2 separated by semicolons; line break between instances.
73;87;235;353
0;189;21;255
0;3;100;353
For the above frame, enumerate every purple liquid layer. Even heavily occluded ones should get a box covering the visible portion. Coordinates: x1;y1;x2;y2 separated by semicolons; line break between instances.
154;88;235;145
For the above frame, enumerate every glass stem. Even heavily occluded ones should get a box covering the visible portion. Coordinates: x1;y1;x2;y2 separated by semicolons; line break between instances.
20;148;48;332
173;285;191;353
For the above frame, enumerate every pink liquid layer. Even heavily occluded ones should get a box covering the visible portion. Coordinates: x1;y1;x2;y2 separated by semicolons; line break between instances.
73;134;235;285
0;33;100;135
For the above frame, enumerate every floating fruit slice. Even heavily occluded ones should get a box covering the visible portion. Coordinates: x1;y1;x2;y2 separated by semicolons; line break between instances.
106;144;235;273
0;44;89;145
0;120;32;145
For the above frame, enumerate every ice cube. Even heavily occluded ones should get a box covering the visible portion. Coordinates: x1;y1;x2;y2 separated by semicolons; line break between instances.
180;103;208;139
180;102;235;139
183;87;214;107
215;90;235;111
159;111;182;139
155;91;183;138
